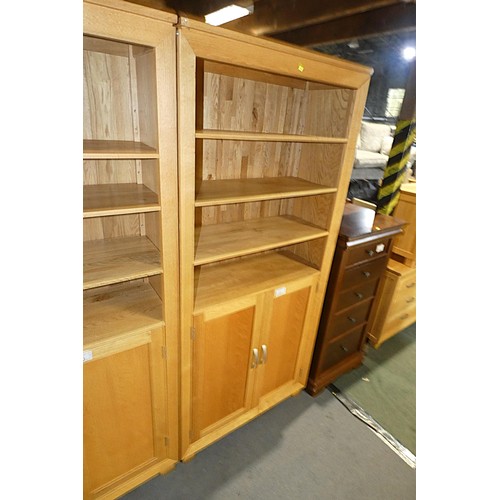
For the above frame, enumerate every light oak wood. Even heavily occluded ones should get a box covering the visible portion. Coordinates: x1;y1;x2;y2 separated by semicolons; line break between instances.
83;139;159;159
196;130;348;143
195;177;337;207
366;258;416;347
83;281;164;348
83;235;161;289
392;182;416;267
83;183;160;218
84;328;169;498
83;2;179;497
177;15;372;461
194;252;319;313
194;215;328;265
191;306;258;440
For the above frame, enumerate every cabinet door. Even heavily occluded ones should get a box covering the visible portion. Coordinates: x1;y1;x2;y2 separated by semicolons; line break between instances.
191;298;260;441
83;329;168;498
253;280;317;409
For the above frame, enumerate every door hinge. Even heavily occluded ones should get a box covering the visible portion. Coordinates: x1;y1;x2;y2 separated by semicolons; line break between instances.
191;326;196;340
299;368;303;378
162;346;167;360
164;436;169;447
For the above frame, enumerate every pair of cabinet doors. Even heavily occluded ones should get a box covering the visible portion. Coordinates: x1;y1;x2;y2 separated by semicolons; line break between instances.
190;275;318;450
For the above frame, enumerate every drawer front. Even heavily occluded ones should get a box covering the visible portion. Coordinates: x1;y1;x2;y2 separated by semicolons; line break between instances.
388;270;416;314
384;307;416;337
319;326;365;372
336;279;379;312
346;236;392;266
323;300;373;342
341;258;387;291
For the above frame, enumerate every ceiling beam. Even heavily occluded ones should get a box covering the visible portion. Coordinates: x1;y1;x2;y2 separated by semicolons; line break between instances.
224;0;414;36
270;3;416;46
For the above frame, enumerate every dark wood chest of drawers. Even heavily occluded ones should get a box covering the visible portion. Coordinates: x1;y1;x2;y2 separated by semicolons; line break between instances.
306;203;405;396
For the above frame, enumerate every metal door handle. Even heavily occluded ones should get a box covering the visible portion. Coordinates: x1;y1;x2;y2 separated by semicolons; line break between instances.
251;348;259;368
259;344;268;364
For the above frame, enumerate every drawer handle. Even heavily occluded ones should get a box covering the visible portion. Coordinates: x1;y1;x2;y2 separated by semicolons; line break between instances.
406;297;415;303
355;292;364;299
366;250;375;257
362;271;371;278
347;316;357;323
341;345;349;352
400;313;409;320
406;282;416;288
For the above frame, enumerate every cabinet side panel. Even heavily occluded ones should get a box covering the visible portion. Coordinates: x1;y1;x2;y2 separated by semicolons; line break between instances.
134;47;159;149
83;344;155;493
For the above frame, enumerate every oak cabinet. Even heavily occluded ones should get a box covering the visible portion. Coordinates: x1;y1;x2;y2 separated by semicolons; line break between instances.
189;268;318;455
83;1;179;497
177;17;372;460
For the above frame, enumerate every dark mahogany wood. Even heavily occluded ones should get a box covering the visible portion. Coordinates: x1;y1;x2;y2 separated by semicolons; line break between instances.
306;202;405;396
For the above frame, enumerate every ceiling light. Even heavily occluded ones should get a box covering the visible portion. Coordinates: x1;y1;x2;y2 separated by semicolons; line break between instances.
402;46;416;61
205;5;252;26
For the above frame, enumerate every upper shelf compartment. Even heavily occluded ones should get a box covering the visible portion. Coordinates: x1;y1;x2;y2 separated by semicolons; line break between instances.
200;60;355;140
83;35;159;155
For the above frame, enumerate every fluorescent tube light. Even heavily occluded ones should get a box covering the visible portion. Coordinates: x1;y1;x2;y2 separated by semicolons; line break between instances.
205;4;252;26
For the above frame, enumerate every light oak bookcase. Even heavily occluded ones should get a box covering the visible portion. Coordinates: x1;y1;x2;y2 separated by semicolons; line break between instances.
176;17;372;461
83;1;179;498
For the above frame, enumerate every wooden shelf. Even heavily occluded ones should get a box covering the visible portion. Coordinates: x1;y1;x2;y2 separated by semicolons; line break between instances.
83;236;162;290
83;183;160;218
195;177;337;207
194;215;328;266
83;139;159;159
194;252;320;313
195;129;348;144
83;281;164;348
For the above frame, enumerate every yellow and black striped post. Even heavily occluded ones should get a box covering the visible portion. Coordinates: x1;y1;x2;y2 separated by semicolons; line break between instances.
377;118;416;215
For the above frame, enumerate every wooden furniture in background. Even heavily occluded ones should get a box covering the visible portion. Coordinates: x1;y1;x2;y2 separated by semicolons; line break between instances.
176;17;372;461
367;258;416;347
391;182;416;267
306;203;405;396
367;182;416;347
83;1;179;498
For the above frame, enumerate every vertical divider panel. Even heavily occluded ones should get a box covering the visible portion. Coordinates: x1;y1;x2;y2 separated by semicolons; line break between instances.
177;30;197;459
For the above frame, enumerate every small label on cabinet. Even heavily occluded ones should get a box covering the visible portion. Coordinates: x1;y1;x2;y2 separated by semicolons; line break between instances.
274;287;287;298
375;243;385;253
83;350;93;363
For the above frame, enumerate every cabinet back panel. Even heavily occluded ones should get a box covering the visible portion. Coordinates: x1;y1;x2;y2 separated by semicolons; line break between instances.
84;159;137;185
203;72;307;135
202;66;352;138
83;212;159;242
83;37;158;145
197;194;332;228
199;140;303;181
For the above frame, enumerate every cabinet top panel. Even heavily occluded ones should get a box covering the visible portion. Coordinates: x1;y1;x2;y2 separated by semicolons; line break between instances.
178;16;372;89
